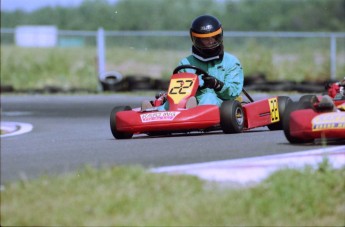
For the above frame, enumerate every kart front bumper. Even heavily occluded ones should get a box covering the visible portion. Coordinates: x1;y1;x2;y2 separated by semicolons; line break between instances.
289;110;345;139
115;105;220;133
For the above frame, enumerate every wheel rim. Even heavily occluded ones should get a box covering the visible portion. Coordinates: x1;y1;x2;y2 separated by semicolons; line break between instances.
235;107;244;126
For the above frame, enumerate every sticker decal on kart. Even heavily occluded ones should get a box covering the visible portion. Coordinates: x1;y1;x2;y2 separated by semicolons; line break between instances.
312;113;345;131
168;78;195;104
140;111;181;122
337;103;345;111
268;98;279;123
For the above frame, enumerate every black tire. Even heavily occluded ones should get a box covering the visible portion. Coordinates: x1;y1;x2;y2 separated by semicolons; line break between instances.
99;71;124;92
298;94;318;109
153;79;169;90
282;101;314;144
126;75;153;91
220;100;244;134
267;96;293;131
101;80;127;92
110;106;133;139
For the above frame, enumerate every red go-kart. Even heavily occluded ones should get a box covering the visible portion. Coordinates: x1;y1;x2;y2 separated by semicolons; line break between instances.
110;65;292;139
283;87;345;144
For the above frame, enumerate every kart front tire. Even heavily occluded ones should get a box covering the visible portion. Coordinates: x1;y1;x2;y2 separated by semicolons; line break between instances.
220;100;244;134
282;101;314;144
268;96;292;131
110;106;133;139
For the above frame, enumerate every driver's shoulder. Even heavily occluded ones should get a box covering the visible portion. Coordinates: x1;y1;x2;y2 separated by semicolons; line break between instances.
222;52;242;68
223;52;239;61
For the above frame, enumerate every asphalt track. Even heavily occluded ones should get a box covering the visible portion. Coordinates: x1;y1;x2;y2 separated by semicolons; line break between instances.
0;94;342;183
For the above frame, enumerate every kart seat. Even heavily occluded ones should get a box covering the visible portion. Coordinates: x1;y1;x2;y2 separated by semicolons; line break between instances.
316;95;337;112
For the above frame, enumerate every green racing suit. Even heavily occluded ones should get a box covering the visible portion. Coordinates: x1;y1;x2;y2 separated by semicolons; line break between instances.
158;52;244;110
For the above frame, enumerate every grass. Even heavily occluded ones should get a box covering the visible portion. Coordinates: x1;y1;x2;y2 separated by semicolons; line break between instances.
1;41;344;92
1;161;344;226
1;46;99;91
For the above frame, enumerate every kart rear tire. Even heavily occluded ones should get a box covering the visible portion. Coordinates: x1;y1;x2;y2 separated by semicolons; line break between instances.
282;101;314;144
220;100;244;134
267;96;292;131
110;106;133;139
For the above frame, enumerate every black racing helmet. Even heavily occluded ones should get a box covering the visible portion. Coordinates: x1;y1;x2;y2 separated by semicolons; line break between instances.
190;15;224;61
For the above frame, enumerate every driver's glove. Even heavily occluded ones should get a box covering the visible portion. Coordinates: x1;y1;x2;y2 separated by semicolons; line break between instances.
153;91;167;106
155;91;167;101
202;74;224;91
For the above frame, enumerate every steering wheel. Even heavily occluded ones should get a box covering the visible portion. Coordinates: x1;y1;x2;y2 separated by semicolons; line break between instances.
173;65;210;77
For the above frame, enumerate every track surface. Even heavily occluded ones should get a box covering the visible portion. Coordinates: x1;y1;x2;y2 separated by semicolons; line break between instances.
1;94;339;183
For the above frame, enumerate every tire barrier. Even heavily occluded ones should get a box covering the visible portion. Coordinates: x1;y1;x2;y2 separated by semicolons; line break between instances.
99;71;124;91
243;73;341;93
99;73;169;92
1;72;341;93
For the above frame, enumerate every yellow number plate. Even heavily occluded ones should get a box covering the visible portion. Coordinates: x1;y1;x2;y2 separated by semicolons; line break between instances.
168;78;195;104
268;98;279;123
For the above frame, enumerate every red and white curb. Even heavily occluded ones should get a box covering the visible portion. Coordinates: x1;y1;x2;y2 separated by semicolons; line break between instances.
0;122;33;138
151;146;345;185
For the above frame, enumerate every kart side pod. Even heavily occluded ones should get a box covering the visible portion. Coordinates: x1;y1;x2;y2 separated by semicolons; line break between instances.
243;96;292;130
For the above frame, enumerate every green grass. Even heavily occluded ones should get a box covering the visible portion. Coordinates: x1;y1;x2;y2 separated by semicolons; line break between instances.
1;46;99;91
1;161;344;226
1;43;344;92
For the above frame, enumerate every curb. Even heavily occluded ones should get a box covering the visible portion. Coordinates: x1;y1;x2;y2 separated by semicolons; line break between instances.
0;122;33;138
151;146;345;185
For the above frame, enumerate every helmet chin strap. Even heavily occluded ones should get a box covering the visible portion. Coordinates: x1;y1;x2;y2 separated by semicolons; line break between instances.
192;45;224;62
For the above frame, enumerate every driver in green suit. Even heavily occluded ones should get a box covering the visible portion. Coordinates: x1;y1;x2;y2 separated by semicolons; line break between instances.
178;14;243;107
143;15;244;111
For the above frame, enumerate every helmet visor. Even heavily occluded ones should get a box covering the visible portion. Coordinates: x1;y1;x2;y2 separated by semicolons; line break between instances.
191;28;222;50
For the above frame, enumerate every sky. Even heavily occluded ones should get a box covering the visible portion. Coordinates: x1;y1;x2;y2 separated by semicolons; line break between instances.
1;0;118;12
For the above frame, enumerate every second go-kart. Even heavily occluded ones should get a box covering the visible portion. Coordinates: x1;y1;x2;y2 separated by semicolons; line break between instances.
283;80;345;144
283;87;345;144
110;65;292;139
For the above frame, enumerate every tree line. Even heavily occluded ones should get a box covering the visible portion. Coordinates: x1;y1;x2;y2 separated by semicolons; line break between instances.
1;0;344;31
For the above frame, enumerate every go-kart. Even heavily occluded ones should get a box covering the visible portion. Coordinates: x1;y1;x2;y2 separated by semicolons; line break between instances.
283;94;345;144
296;80;345;107
110;65;292;139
